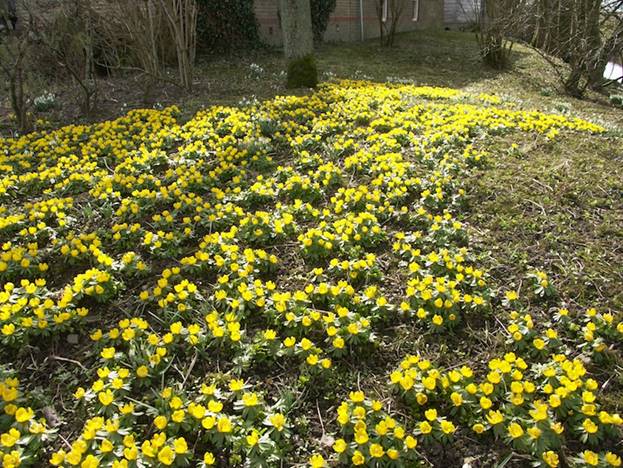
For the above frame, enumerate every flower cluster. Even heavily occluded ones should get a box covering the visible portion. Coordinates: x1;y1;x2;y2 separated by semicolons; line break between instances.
54;375;293;467
0;279;89;345
0;79;610;466
0;369;53;467
309;391;422;467
389;350;622;466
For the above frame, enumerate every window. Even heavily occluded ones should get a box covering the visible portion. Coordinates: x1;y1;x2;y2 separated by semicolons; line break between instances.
382;0;388;22
412;0;420;21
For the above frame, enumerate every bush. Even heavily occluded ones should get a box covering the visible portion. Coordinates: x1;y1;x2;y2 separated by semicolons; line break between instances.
311;0;336;43
196;0;259;53
610;94;623;107
286;54;318;89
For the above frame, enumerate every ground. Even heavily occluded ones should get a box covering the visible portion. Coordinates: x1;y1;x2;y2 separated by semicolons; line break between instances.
0;31;622;468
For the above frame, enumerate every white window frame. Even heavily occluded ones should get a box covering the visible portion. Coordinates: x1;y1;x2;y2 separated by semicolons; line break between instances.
412;0;420;21
382;0;388;22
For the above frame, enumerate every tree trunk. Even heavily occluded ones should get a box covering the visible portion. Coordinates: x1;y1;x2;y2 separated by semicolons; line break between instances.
532;0;551;51
585;0;607;89
279;0;317;88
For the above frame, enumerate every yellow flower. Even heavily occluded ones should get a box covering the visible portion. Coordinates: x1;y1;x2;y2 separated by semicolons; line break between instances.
527;426;541;439
505;291;518;301
1;428;20;447
208;400;223;413
154;416;167;430
352;450;365;466
354;429;369;444
405;435;418;449
98;389;114;406
333;438;347;453
450;392;463;406
472;423;485;434
582;450;599;466
50;450;66;466
100;439;114;452
81;455;99;468
157;446;175;466
487;410;504;425
440;420;456;434
136;366;149;378
269;413;286;431
246;430;259;446
605;452;622;467
242;392;259;407
419;421;432;434
15;406;34;422
173;437;187;454
309;454;326;468
425;408;438;421
542;451;559;467
507;422;524;439
202;416;216;430
369;443;384;458
217;416;232;433
229;378;245;391
100;347;115;359
582;418;598;434
203;452;216;465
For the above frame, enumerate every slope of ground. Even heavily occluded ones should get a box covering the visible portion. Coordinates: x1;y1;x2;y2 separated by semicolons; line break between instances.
1;79;621;467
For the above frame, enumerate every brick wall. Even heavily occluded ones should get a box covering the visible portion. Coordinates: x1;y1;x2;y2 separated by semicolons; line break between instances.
255;0;281;45
14;0;442;48
255;0;444;45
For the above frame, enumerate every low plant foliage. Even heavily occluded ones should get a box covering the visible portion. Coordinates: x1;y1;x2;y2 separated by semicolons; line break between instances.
0;80;620;467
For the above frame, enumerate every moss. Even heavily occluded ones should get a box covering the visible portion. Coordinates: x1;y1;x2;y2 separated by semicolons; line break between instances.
286;54;318;89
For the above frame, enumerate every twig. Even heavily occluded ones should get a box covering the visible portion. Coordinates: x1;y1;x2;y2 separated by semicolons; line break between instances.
57;432;73;450
315;399;325;438
182;351;198;388
51;355;88;372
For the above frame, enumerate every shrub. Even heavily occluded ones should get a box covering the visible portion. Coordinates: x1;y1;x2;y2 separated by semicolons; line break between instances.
610;94;623;107
286;54;318;89
311;0;337;43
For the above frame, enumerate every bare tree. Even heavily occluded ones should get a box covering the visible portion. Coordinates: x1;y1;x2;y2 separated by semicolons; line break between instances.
27;0;99;115
0;34;32;132
107;0;166;80
374;0;407;47
159;0;197;90
463;0;623;95
526;0;623;96
474;0;527;69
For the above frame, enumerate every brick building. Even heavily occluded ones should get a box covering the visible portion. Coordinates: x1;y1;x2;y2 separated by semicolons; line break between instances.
6;0;453;47
254;0;444;45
